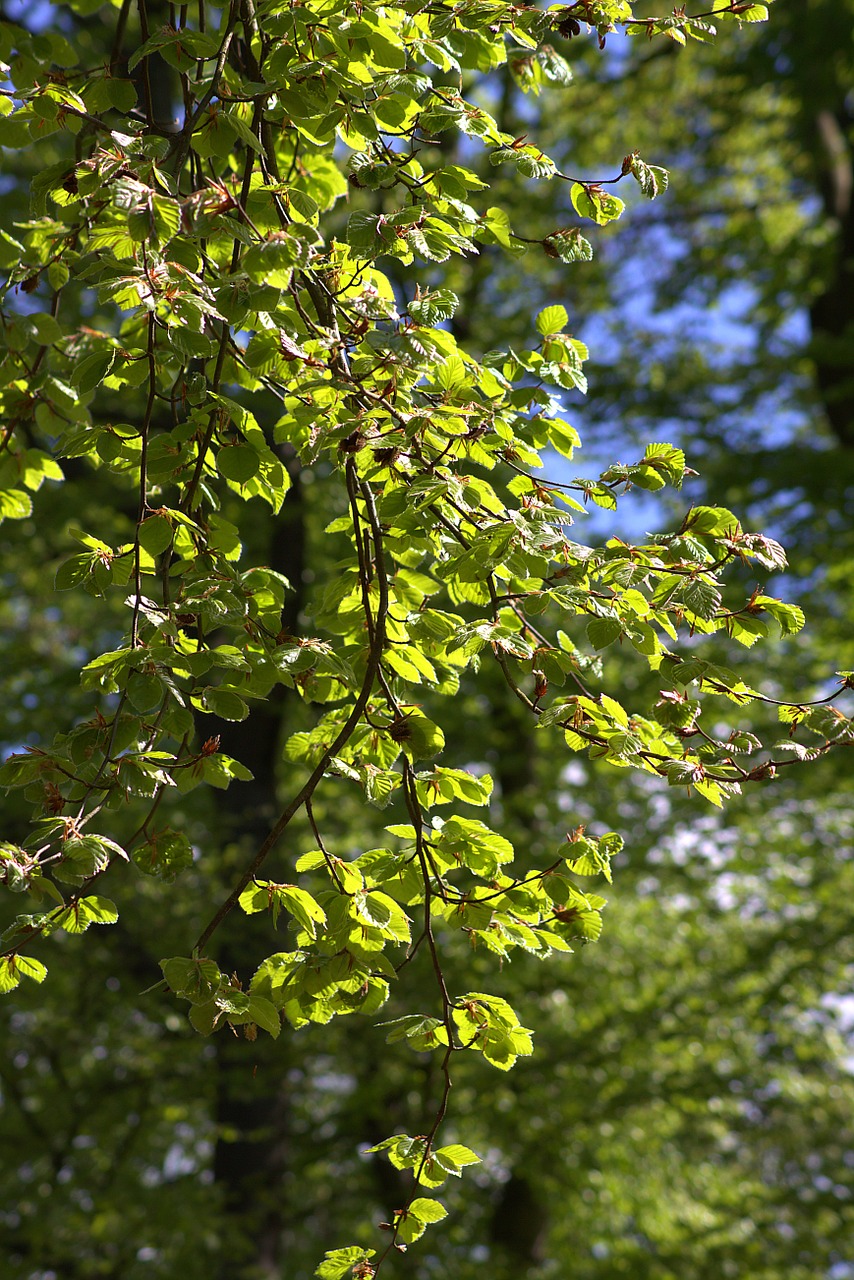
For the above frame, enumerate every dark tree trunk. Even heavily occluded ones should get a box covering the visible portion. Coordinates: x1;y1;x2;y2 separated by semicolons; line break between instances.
208;454;307;1278
808;107;854;448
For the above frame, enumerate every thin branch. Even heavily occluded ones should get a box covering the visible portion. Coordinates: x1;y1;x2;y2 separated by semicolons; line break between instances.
193;460;388;952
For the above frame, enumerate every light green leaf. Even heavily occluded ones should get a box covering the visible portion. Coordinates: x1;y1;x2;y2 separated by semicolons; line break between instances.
536;305;569;336
315;1247;375;1280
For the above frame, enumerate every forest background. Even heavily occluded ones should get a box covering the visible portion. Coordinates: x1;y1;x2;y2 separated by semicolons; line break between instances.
0;1;852;1278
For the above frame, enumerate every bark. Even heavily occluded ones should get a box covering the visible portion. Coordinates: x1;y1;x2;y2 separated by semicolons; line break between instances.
808;106;854;448
490;1173;548;1264
209;452;307;1278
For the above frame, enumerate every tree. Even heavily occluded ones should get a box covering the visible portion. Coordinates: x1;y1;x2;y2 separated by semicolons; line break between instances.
1;2;852;1277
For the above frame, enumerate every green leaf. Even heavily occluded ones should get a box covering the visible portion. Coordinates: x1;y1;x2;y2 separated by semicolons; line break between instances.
202;688;250;721
29;312;64;345
159;956;221;1003
315;1247;375;1280
55;896;119;933
0;489;33;522
0;957;21;995
435;1143;480;1169
630;156;670;199
132;830;193;881
279;886;327;936
409;289;459;325
731;4;769;20
137;515;174;556
587;617;623;649
73;350;116;394
217;446;261;483
680;579;722;620
570;183;626;226
395;713;445;761
409;1197;448;1223
396;1196;448;1243
15;954;48;983
536;305;569;336
247;995;281;1038
0;954;48;994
